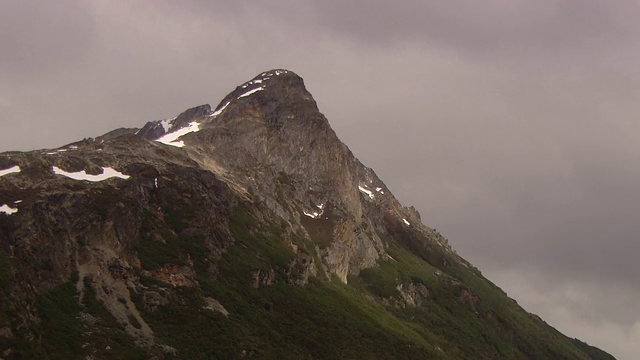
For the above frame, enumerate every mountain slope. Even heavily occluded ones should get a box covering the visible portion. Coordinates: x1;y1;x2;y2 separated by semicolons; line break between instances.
0;69;614;359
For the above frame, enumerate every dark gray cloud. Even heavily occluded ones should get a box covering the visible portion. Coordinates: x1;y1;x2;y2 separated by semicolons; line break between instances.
313;0;621;50
0;0;95;80
1;1;639;358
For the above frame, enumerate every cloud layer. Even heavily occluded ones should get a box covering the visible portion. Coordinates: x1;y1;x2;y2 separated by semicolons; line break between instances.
2;1;638;358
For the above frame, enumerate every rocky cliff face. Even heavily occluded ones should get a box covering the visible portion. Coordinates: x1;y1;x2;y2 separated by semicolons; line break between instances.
132;69;445;285
0;70;615;359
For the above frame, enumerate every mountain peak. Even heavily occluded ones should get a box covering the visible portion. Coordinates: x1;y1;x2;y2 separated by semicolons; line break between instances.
212;68;311;115
136;104;211;141
133;69;316;149
0;70;615;359
246;68;299;87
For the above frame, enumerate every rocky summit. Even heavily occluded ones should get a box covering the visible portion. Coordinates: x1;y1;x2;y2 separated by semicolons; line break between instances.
0;70;614;359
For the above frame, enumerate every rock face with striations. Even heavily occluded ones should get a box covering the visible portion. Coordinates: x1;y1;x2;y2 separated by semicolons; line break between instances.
0;70;615;359
138;70;433;283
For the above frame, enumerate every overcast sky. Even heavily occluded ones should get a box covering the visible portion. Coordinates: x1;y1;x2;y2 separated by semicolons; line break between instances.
2;1;639;358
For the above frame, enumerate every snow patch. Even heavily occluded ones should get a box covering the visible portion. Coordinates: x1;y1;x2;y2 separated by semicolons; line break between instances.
239;76;272;90
209;101;231;117
303;211;318;219
45;145;80;155
0;166;20;178
0;204;18;215
160;117;176;132
154;178;158;188
402;218;411;226
358;185;375;199
155;121;201;147
59;145;79;153
238;87;264;99
304;203;326;219
255;72;271;78
53;166;130;182
46;149;67;155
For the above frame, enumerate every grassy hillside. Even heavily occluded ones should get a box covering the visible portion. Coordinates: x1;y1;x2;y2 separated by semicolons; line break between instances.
127;203;610;359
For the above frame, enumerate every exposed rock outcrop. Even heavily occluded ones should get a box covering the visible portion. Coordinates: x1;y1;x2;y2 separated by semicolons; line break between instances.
0;69;615;360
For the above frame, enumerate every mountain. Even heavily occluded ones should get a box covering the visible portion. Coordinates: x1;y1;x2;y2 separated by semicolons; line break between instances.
0;69;614;359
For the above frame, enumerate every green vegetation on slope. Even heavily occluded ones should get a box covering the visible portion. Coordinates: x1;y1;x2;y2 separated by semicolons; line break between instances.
128;202;612;359
11;281;83;359
134;204;444;359
362;218;605;360
5;274;145;359
79;277;147;359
